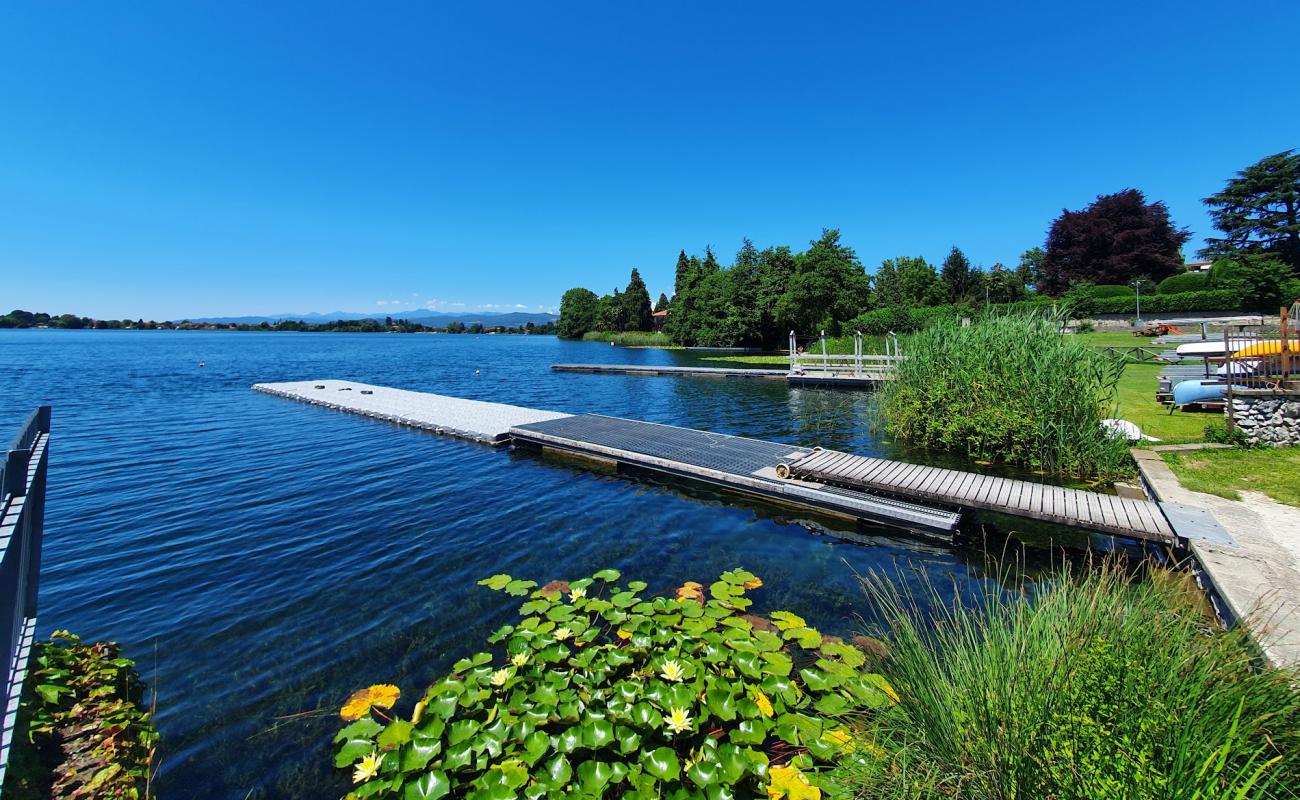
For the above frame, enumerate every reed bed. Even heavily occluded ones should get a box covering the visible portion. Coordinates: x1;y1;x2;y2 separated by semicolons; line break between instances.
880;311;1131;481
580;330;675;347
833;562;1300;800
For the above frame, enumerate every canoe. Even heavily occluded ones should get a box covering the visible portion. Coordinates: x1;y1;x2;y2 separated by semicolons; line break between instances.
1231;340;1300;358
1175;341;1232;356
1172;379;1246;406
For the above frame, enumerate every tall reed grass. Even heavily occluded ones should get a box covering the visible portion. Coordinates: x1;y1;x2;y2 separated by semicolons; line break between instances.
880;310;1131;481
581;330;675;347
833;562;1300;800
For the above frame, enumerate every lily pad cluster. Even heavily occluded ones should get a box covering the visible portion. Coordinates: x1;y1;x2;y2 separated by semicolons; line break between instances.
334;569;897;799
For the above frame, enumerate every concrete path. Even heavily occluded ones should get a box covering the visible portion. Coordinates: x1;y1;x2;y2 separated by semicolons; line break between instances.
1134;449;1300;669
252;380;571;444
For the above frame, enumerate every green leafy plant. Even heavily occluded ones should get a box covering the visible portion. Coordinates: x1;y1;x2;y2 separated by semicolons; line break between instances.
333;569;896;799
3;631;158;800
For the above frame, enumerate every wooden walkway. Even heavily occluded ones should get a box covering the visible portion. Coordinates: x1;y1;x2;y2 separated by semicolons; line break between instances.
552;364;787;379
778;449;1177;544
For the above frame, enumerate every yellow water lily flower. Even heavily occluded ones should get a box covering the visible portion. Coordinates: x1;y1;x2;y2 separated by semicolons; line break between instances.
353;750;382;783
490;668;512;687
553;627;573;641
743;576;764;590
660;660;685;682
570;586;587;600
511;652;530;668
751;688;774;717
664;706;692;735
340;684;400;721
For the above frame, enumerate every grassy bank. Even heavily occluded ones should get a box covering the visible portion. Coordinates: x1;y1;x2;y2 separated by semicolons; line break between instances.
1163;446;1300;506
1114;362;1210;443
835;563;1300;799
580;330;676;347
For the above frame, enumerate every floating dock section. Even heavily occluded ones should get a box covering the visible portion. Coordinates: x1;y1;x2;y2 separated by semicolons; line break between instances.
254;380;1222;547
252;380;571;445
509;415;960;538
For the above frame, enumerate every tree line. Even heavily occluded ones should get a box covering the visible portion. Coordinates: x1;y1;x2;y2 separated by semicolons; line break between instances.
557;149;1300;345
0;309;558;335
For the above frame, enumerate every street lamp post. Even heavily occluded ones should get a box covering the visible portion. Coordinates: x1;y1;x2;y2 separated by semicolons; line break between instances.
1131;279;1149;327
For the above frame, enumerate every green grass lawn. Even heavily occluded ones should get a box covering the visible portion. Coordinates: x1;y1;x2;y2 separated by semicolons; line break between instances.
1113;363;1211;443
1163;446;1300;506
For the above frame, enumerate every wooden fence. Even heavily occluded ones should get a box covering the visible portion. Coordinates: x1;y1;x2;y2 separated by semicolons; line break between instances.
0;406;51;786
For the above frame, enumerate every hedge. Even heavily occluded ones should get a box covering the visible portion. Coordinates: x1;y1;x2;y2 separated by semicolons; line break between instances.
1090;289;1243;315
1156;272;1211;294
846;304;960;334
1092;284;1135;298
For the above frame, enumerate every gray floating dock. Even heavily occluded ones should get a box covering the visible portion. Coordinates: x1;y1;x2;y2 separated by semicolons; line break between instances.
780;448;1178;544
552;364;788;379
252;380;571;444
510;414;961;537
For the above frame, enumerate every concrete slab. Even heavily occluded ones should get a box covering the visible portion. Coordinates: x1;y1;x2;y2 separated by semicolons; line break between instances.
1133;448;1300;669
253;380;571;445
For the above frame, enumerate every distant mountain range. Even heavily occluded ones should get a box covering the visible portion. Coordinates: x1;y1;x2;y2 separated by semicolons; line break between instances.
180;310;559;326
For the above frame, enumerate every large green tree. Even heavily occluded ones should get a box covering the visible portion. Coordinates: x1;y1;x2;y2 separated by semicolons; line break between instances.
874;256;946;308
619;268;654;331
940;246;977;302
672;249;692;299
1039;189;1191;295
1201;149;1300;270
556;287;599;338
654;292;669;312
776;229;871;335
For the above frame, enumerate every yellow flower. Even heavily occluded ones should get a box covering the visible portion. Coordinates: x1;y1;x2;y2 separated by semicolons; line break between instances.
511;652;530;668
340;684;400;721
664;707;692;735
570;586;587;600
744;576;764;590
660;660;685;682
353;750;382;783
751;688;774;717
553;627;573;641
490;668;512;687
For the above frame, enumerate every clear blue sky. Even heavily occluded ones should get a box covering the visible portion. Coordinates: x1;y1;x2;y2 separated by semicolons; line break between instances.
2;1;1296;320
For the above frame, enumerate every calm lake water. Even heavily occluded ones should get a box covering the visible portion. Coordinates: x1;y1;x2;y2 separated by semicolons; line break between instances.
0;330;1067;799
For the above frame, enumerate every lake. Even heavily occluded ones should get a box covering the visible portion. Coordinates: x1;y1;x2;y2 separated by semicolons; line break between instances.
0;330;1051;799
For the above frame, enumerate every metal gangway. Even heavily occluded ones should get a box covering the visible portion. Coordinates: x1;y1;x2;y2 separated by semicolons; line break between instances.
788;330;902;380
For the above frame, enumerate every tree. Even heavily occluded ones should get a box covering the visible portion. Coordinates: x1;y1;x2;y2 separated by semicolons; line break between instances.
620;268;654;331
672;250;692;299
1209;255;1294;310
1017;247;1044;291
1201;149;1300;270
655;293;669;312
874;256;945;308
940;247;976;302
755;245;797;347
556;287;599;338
775;229;871;335
985;263;1028;303
1039;189;1191;295
597;288;631;331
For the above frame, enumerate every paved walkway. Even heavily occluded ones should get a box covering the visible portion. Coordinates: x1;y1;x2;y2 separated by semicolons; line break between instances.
1133;449;1300;669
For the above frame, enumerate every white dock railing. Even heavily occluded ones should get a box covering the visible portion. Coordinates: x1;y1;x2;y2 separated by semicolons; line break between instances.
788;330;903;376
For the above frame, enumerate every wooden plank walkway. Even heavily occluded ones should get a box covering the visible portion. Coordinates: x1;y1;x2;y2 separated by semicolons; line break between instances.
509;415;961;537
779;449;1176;544
252;380;571;444
552;364;787;379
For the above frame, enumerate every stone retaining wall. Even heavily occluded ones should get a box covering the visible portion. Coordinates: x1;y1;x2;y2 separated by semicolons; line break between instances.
1230;395;1300;446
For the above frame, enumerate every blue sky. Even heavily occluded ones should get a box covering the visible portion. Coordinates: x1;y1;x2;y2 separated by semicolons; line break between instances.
2;1;1296;320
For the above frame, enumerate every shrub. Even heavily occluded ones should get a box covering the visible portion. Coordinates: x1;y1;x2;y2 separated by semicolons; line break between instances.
333;569;897;799
881;310;1131;480
1092;284;1135;298
1283;278;1300;306
1090;289;1243;315
1210;256;1296;310
833;563;1300;800
1157;272;1210;294
3;631;158;799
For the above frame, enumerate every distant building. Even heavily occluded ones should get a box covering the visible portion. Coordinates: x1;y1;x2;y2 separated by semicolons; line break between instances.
1184;260;1213;272
652;309;669;332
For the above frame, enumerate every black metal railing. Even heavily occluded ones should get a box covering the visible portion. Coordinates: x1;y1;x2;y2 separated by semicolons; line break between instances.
0;406;51;785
